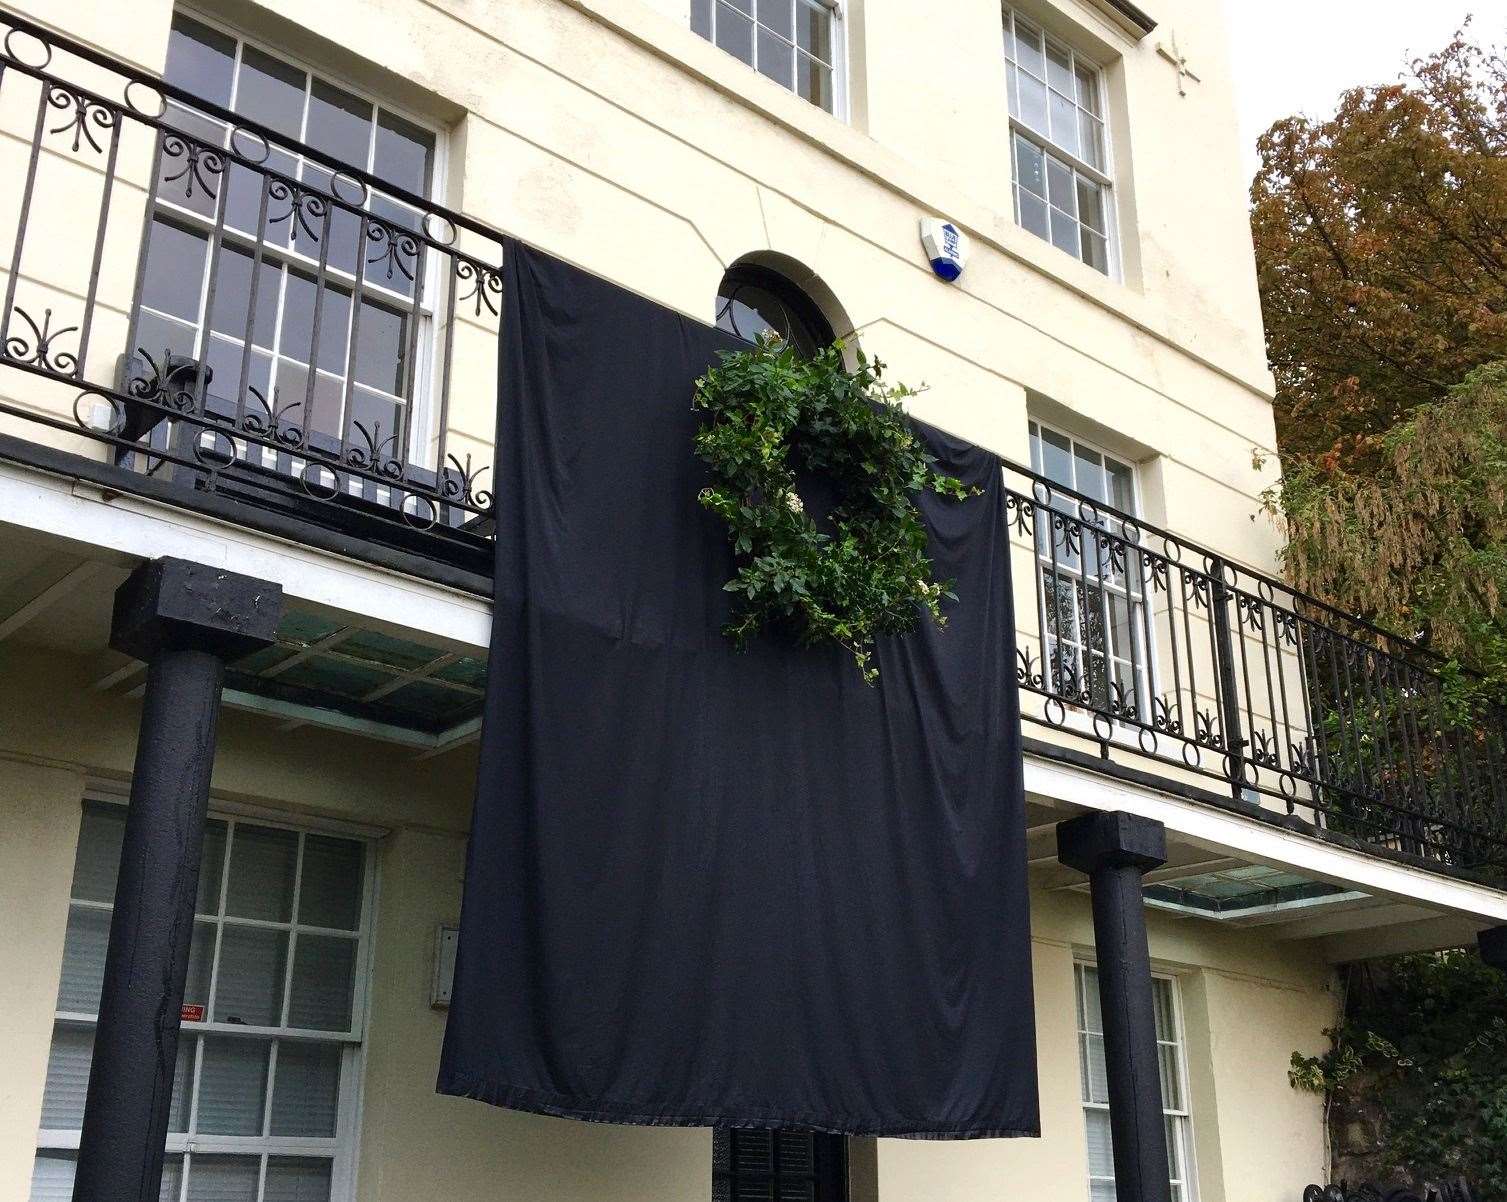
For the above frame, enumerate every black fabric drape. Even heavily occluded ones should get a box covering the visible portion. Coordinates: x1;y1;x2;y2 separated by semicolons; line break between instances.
437;240;1039;1138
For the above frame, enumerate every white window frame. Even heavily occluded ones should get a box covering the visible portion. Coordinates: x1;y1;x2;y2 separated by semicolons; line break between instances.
1002;6;1120;278
1074;962;1198;1202
33;792;380;1202
139;7;451;486
690;0;849;121
1028;419;1156;722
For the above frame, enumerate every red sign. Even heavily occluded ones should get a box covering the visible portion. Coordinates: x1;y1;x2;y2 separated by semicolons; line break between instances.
180;1003;205;1022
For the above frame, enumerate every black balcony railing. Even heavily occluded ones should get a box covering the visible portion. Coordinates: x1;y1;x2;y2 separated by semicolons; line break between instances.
0;12;501;573
1006;462;1507;871
1;11;1504;873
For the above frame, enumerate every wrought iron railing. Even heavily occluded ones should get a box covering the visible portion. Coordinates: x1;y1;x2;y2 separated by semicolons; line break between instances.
0;12;500;568
1;11;1504;872
1005;462;1507;871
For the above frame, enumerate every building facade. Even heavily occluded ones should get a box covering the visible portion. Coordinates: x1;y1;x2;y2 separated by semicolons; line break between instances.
0;1;1504;1200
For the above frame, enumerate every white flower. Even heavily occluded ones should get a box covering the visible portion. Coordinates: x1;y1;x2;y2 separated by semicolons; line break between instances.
785;492;804;513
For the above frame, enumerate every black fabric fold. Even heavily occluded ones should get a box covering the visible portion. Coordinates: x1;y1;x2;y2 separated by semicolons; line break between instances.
437;239;1039;1138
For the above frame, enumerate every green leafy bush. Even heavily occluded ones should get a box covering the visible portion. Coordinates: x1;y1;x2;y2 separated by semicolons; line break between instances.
1291;950;1507;1196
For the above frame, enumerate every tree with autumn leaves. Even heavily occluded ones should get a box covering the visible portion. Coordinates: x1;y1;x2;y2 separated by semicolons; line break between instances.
1253;27;1507;691
1257;29;1507;1192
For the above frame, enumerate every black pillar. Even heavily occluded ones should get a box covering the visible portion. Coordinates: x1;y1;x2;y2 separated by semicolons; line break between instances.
1480;926;1507;975
73;559;280;1202
1057;811;1171;1202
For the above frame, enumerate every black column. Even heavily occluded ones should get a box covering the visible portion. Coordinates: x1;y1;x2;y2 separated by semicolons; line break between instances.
1480;926;1507;975
1057;811;1170;1202
73;559;280;1202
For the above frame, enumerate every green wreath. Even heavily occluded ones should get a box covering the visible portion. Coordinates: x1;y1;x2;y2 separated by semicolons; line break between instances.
693;335;978;684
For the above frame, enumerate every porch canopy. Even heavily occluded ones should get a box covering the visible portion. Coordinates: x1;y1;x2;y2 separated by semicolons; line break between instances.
438;241;1038;1138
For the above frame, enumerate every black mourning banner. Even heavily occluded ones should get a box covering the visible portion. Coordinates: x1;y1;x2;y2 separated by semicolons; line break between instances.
437;240;1039;1138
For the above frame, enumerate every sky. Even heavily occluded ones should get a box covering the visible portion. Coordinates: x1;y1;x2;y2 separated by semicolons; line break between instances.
1224;1;1504;181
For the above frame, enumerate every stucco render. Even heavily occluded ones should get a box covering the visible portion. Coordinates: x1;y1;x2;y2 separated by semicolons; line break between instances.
0;0;1354;1197
0;643;1336;1200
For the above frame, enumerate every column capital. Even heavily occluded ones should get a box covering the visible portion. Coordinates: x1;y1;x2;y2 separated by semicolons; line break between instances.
1057;811;1167;876
1480;925;1507;973
110;558;282;664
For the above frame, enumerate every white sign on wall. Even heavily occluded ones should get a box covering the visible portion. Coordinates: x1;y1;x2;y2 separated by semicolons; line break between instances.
919;217;970;282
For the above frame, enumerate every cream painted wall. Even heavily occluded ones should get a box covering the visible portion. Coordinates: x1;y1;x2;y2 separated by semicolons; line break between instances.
0;757;86;1202
0;0;1332;1197
873;891;1335;1202
5;0;1282;578
0;644;1337;1202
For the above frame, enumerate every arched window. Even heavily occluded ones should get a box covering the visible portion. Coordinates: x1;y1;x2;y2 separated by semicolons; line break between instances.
714;263;835;358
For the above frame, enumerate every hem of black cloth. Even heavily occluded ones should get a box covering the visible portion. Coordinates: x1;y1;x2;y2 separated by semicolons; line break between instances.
436;1070;1041;1140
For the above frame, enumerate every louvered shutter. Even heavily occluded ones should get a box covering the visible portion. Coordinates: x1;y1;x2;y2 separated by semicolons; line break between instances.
712;1130;847;1202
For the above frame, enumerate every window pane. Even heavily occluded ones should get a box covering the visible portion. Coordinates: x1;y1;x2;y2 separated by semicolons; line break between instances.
1108;459;1135;513
1159;1042;1183;1111
374;110;434;199
1046;156;1076;215
1014;16;1045;78
297;836;364;930
1077;177;1107;234
207;246;280;348
715;3;755;65
141;219;208;324
1050;91;1079;157
1080;111;1105;170
168;1035;194;1133
756;0;793;38
1153;978;1177;1041
236;46;306;139
306;79;372;171
160;1156;184;1202
132;312;197;373
197;1037;271;1135
270;1041;342;1136
1076;63;1101;115
1038;426;1074;490
29;1150;76;1202
264;1158;333;1202
1014;135;1046;198
1016;190;1048;242
353;300;407;394
298;163;365;277
1085;1108;1114;1175
184;919;215;1010
212;925;288;1026
1083;1031;1109;1103
1050;207;1080;257
199;820;227;915
1017;71;1048;134
225;825;298;921
185;1154;260;1202
796;2;831;61
165;15;236;107
796;54;833;112
1046;40;1074;97
280;273;353;378
287;934;357;1031
1083;230;1109;275
757;27;794;89
224;146;299;240
71;801;125;903
39;1025;91;1129
691;0;712;37
201;335;274;417
1075;441;1106;502
58;905;110;1013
